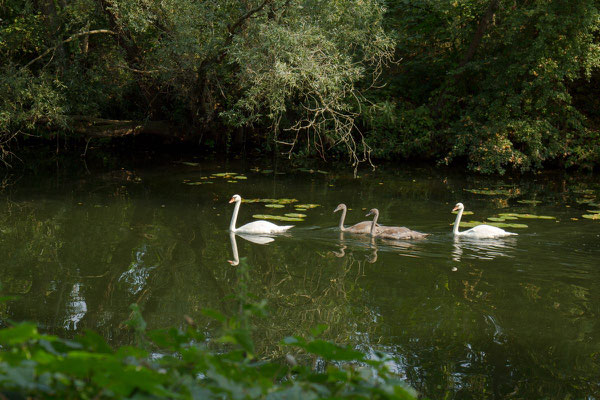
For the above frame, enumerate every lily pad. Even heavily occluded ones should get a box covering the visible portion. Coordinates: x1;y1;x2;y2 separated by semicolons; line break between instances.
234;175;247;180
464;188;513;196
499;213;555;220
487;217;506;222
582;214;600;220
285;213;307;218
185;181;213;185
573;189;595;195
294;207;307;211
459;221;528;229
316;170;328;174
261;169;273;174
575;198;596;204
265;204;284;208
452;210;474;215
176;161;200;166
252;214;303;222
295;203;320;209
517;200;542;205
227;180;237;183
244;198;298;205
212;172;237;177
586;210;600;214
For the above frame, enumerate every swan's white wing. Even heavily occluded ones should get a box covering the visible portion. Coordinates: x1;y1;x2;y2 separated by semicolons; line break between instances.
236;220;294;234
461;224;517;239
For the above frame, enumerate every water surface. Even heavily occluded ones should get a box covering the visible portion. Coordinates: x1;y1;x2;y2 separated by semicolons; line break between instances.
1;158;599;398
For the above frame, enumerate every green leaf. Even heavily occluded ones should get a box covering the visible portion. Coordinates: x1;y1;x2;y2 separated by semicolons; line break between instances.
582;214;600;220
252;214;303;222
0;323;39;344
498;213;555;219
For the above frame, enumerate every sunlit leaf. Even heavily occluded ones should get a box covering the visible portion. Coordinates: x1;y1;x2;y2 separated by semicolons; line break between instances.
464;188;515;196
499;213;555;219
265;204;284;208
285;213;307;218
252;214;303;222
517;200;542;205
295;204;320;209
582;214;600;220
459;221;528;228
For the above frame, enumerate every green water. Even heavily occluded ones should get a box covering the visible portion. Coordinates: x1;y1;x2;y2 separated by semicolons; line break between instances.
1;158;599;398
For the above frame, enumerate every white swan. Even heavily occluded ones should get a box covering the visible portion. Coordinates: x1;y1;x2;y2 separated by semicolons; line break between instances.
366;208;429;240
334;203;379;234
229;194;294;234
452;202;517;239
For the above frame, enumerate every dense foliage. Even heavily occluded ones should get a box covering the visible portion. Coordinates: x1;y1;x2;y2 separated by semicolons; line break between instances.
1;0;600;172
0;261;417;399
369;0;600;173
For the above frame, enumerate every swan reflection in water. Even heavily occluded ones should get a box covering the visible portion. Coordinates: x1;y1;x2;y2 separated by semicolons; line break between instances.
331;231;380;264
452;235;518;262
228;232;274;266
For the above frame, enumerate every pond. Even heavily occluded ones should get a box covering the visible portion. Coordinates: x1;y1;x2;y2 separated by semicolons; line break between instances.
1;157;599;398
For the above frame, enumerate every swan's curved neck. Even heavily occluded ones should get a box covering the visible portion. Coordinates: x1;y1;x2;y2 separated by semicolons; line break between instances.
230;200;241;232
453;208;463;235
369;210;379;236
338;206;347;231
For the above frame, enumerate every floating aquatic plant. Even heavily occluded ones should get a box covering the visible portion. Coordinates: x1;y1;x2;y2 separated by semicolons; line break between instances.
185;181;213;185
212;172;238;177
499;213;555;220
176;161;200;166
464;188;515;196
586;210;600;214
295;204;320;209
285;213;307;218
265;204;284;208
582;214;600;220
243;198;298;204
452;210;474;215
517;200;542;205
487;217;505;222
459;221;528;229
252;214;304;222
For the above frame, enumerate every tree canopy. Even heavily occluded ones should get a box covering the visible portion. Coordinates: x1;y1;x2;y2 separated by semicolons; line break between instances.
1;0;599;173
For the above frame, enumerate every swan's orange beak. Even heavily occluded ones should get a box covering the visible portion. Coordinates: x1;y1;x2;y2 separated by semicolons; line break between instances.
452;205;459;212
228;197;235;204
